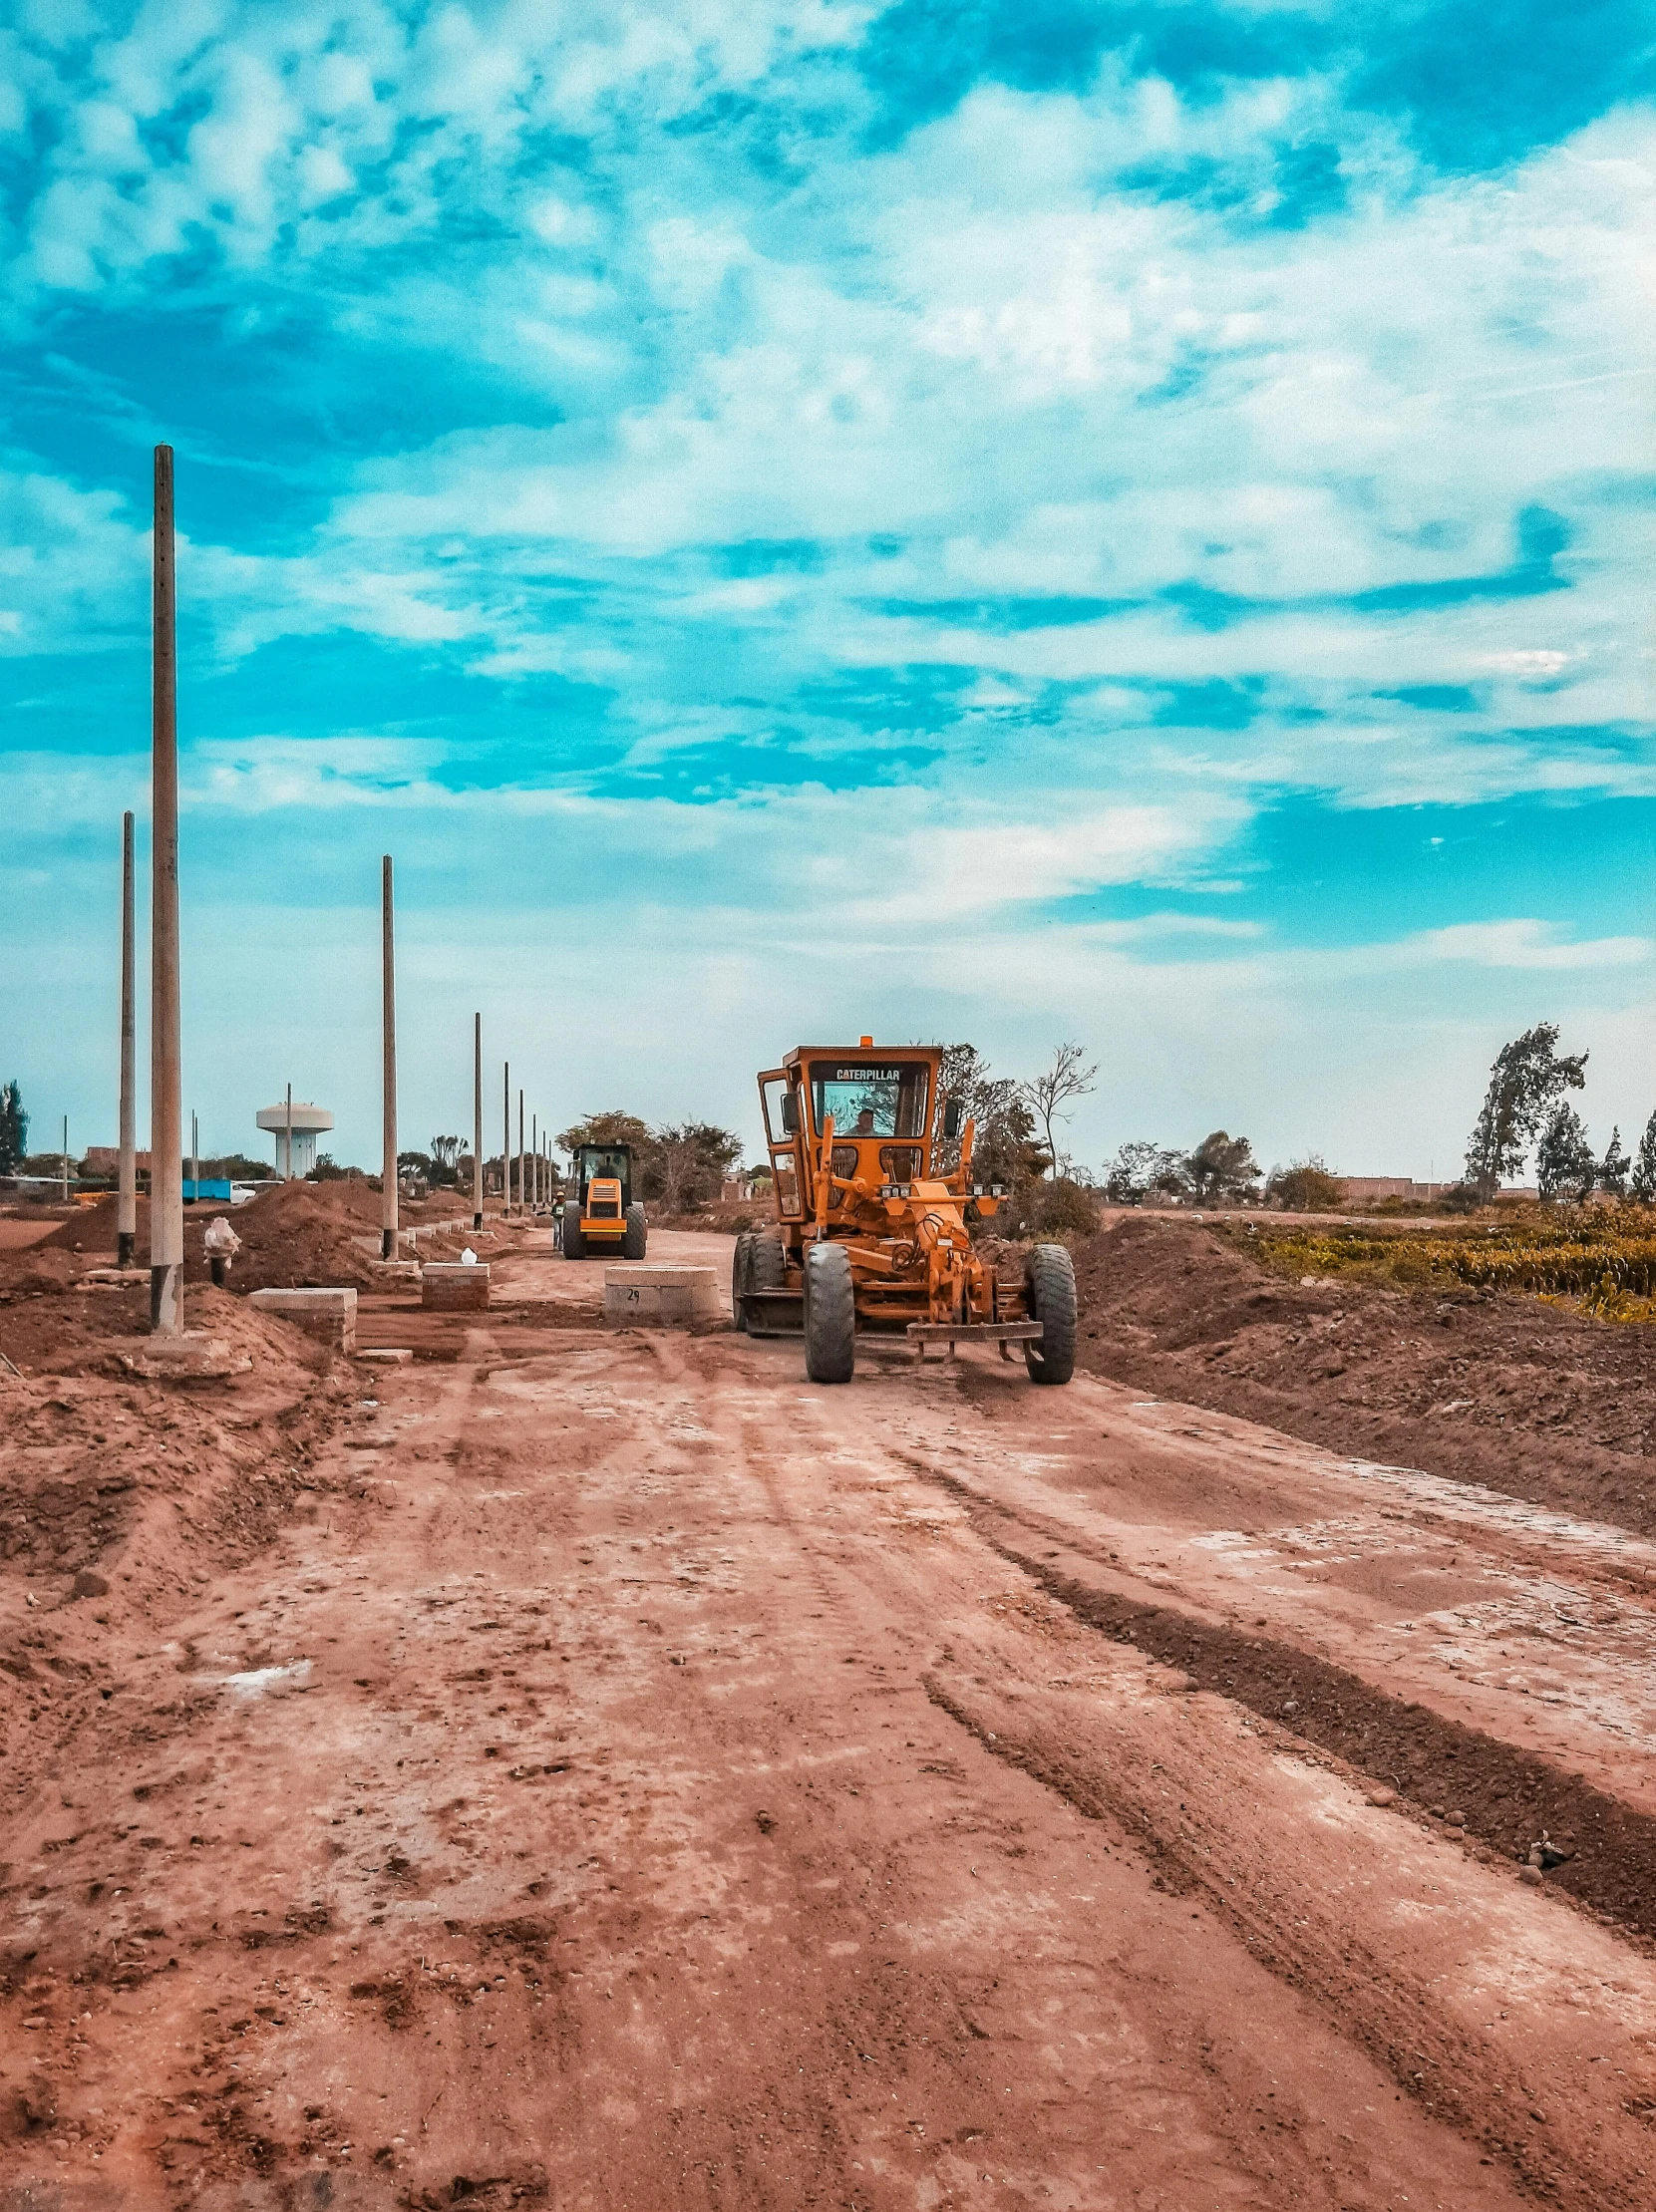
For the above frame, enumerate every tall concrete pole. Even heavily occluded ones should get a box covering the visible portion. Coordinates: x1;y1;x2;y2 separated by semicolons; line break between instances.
473;1013;484;1232
502;1060;510;1214
517;1089;525;1218
284;1081;293;1182
381;853;398;1260
62;1114;69;1205
118;809;137;1268
189;1109;198;1202
150;444;183;1336
531;1113;537;1210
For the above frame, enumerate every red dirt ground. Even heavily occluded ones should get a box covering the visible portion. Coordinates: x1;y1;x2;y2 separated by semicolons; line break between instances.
3;1220;1656;2208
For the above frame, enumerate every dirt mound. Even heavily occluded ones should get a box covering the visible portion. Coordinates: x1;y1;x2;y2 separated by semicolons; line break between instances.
34;1193;129;1256
1074;1214;1656;1539
215;1178;386;1291
28;1179;486;1293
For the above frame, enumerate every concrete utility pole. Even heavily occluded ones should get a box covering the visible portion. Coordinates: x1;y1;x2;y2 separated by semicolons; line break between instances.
118;809;137;1268
473;1013;484;1232
531;1113;537;1210
150;444;183;1336
502;1061;510;1213
518;1089;525;1218
62;1115;69;1205
189;1109;198;1201
381;853;397;1260
284;1082;293;1181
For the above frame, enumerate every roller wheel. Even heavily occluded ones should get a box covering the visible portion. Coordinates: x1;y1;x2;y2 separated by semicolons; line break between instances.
804;1242;855;1385
1024;1242;1077;1384
624;1203;647;1259
562;1199;585;1261
732;1233;754;1332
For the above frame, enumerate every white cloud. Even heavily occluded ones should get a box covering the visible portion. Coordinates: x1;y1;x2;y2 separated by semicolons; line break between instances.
1400;920;1651;971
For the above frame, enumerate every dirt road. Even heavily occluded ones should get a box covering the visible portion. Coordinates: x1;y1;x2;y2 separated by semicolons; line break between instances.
4;1229;1655;2209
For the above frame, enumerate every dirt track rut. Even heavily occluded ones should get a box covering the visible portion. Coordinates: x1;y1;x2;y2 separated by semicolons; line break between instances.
3;1233;1655;2208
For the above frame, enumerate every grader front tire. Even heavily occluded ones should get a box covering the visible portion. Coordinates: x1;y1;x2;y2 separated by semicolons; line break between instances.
732;1233;753;1331
1024;1243;1077;1385
804;1243;855;1385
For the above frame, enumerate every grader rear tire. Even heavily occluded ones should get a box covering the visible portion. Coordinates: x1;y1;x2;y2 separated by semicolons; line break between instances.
745;1233;787;1333
562;1200;585;1261
731;1233;753;1331
624;1204;647;1260
804;1243;855;1384
1023;1242;1077;1384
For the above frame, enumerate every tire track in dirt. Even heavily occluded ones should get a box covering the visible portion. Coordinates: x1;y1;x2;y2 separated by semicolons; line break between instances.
920;1457;1656;1942
915;1660;1656;2212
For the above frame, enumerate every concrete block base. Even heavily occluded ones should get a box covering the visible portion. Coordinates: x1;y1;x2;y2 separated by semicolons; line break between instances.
370;1260;424;1287
119;1332;249;1381
422;1263;491;1313
356;1347;414;1365
604;1265;722;1326
77;1267;149;1292
248;1287;358;1353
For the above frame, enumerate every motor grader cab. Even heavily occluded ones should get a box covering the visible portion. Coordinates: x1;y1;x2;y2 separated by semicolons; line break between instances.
732;1039;1076;1385
561;1142;647;1261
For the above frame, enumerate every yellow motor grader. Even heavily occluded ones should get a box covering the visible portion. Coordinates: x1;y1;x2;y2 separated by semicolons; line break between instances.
733;1039;1076;1385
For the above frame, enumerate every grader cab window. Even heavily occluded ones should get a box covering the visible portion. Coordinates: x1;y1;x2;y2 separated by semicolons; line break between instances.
809;1064;929;1142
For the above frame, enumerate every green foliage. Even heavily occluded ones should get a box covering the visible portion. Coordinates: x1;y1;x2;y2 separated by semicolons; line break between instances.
1028;1176;1103;1239
1632;1111;1656;1203
306;1154;354;1181
1184;1130;1260;1201
555;1110;742;1213
653;1121;743;1212
557;1111;652;1156
1535;1103;1595;1202
999;1175;1102;1242
1598;1125;1630;1200
1104;1140;1185;1202
0;1080;27;1174
1267;1158;1347;1212
934;1044;1043;1185
1464;1023;1587;1195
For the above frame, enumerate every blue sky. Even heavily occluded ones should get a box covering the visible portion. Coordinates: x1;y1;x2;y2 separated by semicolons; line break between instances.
2;0;1653;1178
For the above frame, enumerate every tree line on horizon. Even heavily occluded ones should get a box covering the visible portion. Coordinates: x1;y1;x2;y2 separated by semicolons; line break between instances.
5;1023;1644;1215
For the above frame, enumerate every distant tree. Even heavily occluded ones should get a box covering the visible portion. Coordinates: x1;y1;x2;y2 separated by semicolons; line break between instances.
1465;1024;1587;1196
1020;1043;1098;1179
1632;1111;1656;1203
1598;1126;1630;1200
307;1153;353;1181
1535;1104;1595;1202
429;1134;461;1185
0;1080;27;1174
1268;1157;1348;1212
1183;1130;1260;1202
398;1149;434;1177
1104;1140;1185;1203
557;1111;653;1157
653;1122;743;1213
935;1044;1042;1184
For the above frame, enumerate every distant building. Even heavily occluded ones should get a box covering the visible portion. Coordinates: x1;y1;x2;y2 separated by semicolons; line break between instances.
722;1175;757;1204
1340;1176;1441;1203
82;1145;153;1174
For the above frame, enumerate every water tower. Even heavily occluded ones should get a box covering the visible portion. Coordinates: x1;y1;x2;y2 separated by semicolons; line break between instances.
255;1102;335;1179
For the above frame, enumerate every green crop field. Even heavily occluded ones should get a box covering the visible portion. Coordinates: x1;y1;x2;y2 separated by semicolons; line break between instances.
1235;1205;1656;1321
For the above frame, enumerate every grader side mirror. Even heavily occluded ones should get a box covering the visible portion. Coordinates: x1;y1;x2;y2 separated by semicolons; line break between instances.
942;1099;965;1141
781;1093;799;1135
